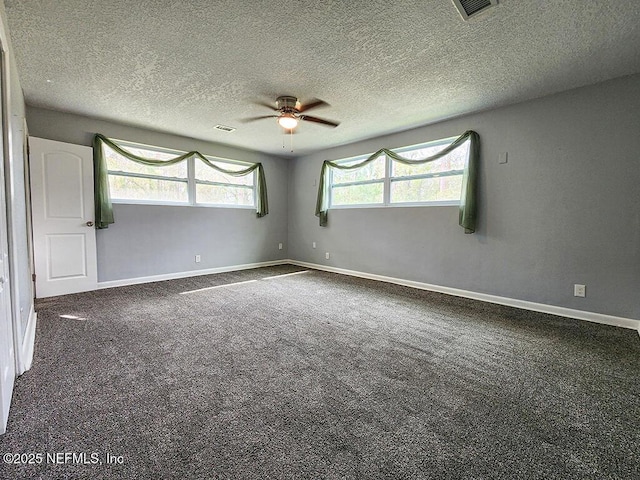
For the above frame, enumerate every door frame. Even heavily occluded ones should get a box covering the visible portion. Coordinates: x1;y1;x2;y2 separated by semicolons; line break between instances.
1;47;33;377
19;123;35;374
0;31;16;435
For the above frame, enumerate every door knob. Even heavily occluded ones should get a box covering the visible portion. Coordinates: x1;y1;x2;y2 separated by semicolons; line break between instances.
86;221;94;227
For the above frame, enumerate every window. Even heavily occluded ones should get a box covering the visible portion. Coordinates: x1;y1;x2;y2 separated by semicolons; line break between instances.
194;160;254;207
106;143;189;204
331;156;385;206
105;141;256;208
390;139;468;205
330;137;469;208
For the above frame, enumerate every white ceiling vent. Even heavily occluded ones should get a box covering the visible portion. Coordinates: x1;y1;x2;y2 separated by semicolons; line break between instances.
452;0;498;21
213;124;236;132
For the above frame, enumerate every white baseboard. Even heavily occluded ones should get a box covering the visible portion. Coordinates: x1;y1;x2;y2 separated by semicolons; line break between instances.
97;260;290;290
288;260;640;332
17;303;37;375
95;258;639;334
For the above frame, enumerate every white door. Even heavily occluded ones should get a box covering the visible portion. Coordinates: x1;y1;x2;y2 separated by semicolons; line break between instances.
29;137;97;298
0;205;15;434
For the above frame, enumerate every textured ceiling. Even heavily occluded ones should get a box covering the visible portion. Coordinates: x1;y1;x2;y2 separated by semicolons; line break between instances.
4;0;640;156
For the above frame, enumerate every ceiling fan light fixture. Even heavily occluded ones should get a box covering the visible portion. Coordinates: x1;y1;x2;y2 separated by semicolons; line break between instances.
277;115;298;130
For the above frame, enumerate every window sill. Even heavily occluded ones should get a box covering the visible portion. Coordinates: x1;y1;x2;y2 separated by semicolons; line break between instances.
330;201;460;210
111;200;256;210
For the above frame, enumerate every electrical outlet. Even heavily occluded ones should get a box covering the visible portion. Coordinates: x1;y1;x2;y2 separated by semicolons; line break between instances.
312;242;316;249
325;252;330;259
574;284;586;297
278;243;283;250
195;255;201;263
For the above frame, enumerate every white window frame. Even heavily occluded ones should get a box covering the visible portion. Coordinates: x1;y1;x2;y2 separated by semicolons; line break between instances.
329;136;464;209
106;139;257;209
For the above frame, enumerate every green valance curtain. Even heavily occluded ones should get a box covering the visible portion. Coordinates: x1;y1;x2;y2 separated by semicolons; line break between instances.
93;134;268;229
315;130;479;233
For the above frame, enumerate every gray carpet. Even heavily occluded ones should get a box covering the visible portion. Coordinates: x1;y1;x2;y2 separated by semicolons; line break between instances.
0;265;638;479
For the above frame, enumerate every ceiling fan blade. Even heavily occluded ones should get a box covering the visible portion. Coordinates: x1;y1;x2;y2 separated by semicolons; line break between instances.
298;98;329;112
240;115;279;123
253;101;279;111
300;115;340;127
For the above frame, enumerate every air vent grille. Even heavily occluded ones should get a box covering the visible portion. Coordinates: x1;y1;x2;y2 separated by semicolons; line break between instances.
213;124;236;132
452;0;497;20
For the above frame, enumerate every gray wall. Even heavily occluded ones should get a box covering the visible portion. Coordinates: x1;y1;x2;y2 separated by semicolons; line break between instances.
288;74;640;320
26;108;290;282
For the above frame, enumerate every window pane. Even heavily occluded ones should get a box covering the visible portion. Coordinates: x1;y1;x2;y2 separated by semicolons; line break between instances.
332;157;385;184
392;141;469;177
196;184;254;206
108;175;188;202
391;176;462;203
331;182;384;206
105;144;187;178
195;160;253;186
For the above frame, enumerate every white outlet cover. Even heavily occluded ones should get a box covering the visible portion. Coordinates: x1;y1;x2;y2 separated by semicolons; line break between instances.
325;252;330;259
574;284;586;297
312;242;316;248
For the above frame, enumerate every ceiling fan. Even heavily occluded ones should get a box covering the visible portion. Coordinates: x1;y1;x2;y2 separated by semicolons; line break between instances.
242;96;340;130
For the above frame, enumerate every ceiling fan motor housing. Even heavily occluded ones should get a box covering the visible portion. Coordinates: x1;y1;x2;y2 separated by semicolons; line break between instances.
276;96;299;111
